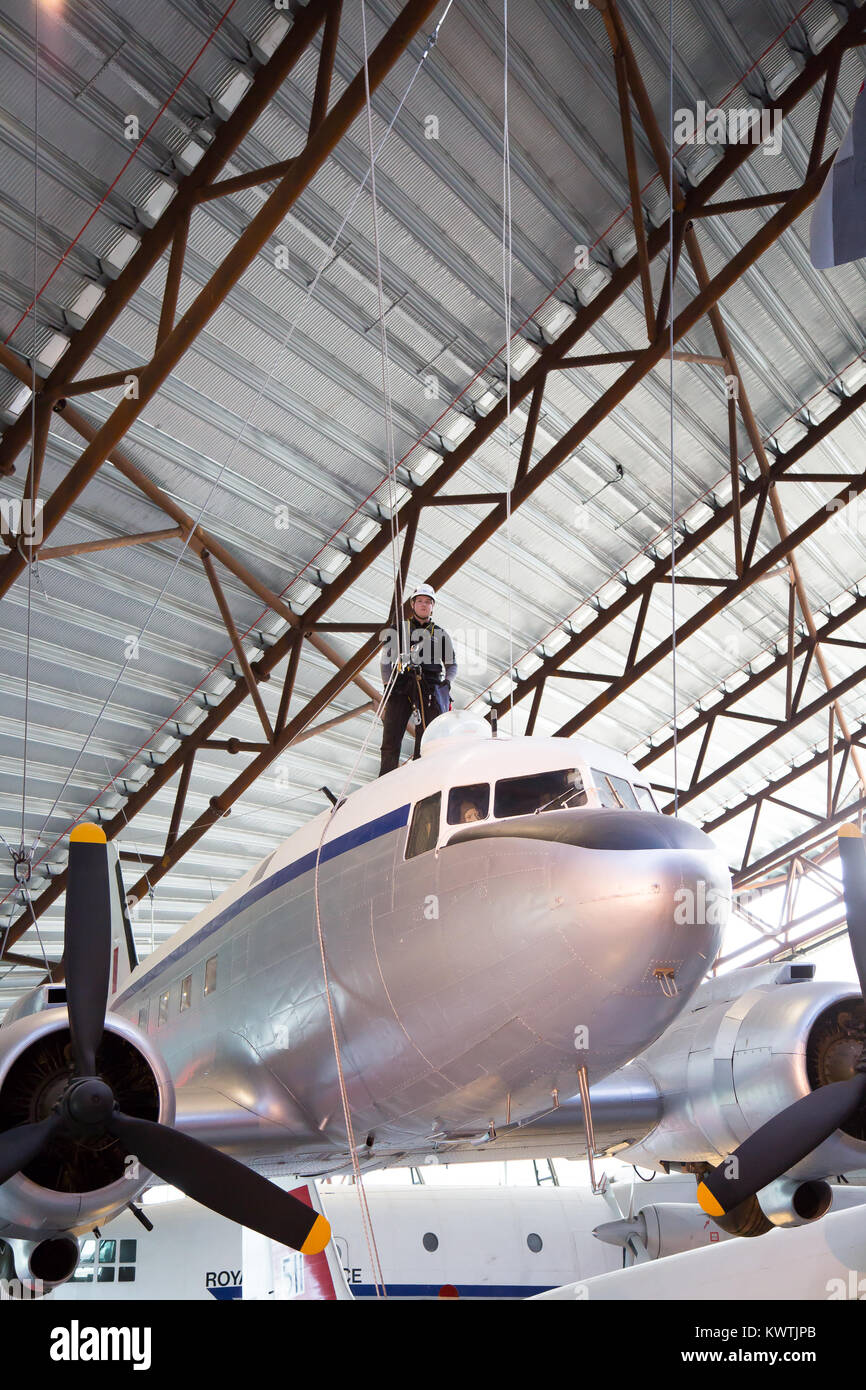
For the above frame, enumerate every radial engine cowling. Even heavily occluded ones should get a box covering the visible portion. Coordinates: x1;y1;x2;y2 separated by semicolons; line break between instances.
619;975;866;1189
0;1006;174;1242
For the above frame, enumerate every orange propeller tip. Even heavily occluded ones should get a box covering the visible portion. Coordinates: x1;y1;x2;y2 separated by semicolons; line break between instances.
70;823;107;844
696;1181;725;1218
839;823;863;839
300;1213;331;1255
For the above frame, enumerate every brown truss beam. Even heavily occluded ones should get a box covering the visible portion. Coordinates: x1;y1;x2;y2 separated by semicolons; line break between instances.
732;790;866;889
495;365;866;726
36;527;184;561
683;225;866;794
0;0;340;477
201;550;273;741
701;723;866;842
0;0;439;600
155;210;190;350
666;657;866;815
610;42;654;339
0;345;379;709
165;755;194;853
555;453;866;741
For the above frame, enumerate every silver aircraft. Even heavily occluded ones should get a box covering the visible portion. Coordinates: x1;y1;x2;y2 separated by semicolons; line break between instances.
0;710;730;1290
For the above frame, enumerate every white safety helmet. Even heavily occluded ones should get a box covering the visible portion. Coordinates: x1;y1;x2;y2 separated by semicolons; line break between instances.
407;582;436;603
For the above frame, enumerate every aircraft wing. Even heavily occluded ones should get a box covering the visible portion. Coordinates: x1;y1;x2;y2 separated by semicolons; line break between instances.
530;1200;866;1300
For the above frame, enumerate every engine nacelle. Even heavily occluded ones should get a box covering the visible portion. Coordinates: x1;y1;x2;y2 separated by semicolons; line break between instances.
617;969;866;1186
0;1234;81;1297
756;1177;833;1228
594;1201;736;1259
0;1006;174;1242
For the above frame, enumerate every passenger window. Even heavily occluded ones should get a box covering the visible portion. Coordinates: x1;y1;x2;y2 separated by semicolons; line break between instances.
138;1004;149;1031
180;975;192;1011
158;991;170;1026
447;783;490;825
494;769;586;818
634;784;658;812
406;793;441;858
204;954;218;996
591;768;639;810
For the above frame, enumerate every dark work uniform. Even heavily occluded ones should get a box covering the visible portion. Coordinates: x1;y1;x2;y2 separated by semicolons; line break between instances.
379;616;457;775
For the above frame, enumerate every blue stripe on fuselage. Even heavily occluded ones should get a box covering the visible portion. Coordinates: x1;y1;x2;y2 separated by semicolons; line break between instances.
348;1283;554;1299
114;802;410;1008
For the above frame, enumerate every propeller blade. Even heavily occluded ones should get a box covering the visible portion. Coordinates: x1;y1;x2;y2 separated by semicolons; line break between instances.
837;824;866;998
107;1112;330;1254
64;824;113;1076
696;1071;866;1217
0;1114;61;1187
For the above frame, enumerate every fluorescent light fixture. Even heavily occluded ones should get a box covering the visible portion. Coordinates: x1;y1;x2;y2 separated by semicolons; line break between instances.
8;385;32;416
575;264;611;306
291;580;316;606
518;653;543;678
252;14;291;63
543;302;575;336
808;390;835;422
137;178;176;228
212;70;252;119
772;417;808;451
688;143;723;181
37;332;70;369
444;414;472;442
64;282;104;330
353;517;378;543
175;139;206;174
510;340;540;372
809;11;842;52
612;232;637;267
767;56;802;100
99;230;140;278
412;448;439;478
843;361;866;393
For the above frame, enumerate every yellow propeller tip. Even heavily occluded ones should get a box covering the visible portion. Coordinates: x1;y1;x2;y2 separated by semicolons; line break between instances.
300;1213;331;1256
696;1181;726;1218
839;823;862;839
70;823;107;844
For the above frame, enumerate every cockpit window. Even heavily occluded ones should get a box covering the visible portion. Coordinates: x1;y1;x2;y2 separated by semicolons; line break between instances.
633;784;658;812
406;792;441;858
494;768;586;818
447;783;490;825
591;769;640;810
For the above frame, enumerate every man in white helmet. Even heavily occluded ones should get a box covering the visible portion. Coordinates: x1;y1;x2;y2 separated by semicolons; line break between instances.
379;582;457;775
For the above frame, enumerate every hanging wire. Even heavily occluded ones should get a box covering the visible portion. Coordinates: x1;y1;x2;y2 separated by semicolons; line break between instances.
304;1;465;1300
20;0;39;854
502;0;515;735
302;0;441;1301
668;0;679;817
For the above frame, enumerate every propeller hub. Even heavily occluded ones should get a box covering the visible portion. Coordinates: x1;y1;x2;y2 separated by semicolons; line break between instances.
63;1078;115;1131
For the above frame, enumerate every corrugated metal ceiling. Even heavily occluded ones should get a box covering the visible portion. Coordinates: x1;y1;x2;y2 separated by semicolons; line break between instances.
1;0;865;1010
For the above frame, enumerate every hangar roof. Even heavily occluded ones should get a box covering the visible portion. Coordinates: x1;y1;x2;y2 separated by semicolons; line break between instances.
1;0;865;1011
